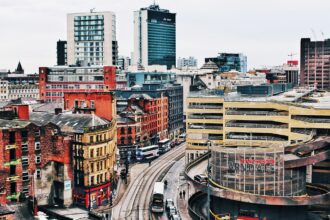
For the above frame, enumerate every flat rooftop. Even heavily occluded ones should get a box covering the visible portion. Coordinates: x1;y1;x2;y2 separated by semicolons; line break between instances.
188;86;330;109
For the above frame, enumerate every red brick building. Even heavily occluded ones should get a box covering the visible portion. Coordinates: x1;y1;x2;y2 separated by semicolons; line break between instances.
0;106;73;210
39;66;116;102
64;92;115;121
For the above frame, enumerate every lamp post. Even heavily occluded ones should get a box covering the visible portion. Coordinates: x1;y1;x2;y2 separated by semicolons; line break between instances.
207;140;211;220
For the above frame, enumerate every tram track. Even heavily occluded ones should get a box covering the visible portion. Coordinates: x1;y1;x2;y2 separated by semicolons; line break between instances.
113;144;185;220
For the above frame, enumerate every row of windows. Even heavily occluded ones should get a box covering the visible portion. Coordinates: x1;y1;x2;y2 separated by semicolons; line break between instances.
90;160;107;172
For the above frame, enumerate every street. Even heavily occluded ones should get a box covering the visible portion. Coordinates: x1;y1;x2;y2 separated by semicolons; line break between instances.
111;143;185;220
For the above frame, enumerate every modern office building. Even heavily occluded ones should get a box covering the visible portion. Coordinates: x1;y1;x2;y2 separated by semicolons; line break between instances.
67;11;118;66
300;38;330;90
126;66;175;87
177;57;197;69
205;53;247;73
57;40;67;66
133;4;176;69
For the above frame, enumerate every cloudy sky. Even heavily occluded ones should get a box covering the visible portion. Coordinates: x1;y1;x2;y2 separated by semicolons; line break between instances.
0;0;329;73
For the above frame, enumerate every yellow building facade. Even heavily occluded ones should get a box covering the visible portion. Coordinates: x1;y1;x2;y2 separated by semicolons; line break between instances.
186;89;330;163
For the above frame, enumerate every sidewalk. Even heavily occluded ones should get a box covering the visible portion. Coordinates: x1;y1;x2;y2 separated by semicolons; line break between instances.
177;196;191;220
177;181;195;220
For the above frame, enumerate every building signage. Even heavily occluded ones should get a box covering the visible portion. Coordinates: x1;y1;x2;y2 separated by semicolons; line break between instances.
228;159;276;173
64;180;71;190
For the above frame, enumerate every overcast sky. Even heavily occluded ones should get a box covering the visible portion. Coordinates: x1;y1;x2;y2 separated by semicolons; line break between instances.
0;0;329;73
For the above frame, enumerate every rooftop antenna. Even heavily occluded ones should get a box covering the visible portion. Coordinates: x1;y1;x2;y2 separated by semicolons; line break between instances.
90;8;96;13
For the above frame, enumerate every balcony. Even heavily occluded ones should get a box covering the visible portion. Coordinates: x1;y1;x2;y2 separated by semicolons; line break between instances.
7;175;20;182
5;144;16;150
6;192;20;200
4;159;21;166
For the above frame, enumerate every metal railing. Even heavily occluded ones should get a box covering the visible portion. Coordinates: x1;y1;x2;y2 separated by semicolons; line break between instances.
226;122;288;129
189;105;223;109
226;110;288;116
227;135;287;141
188;115;223;120
292;116;330;123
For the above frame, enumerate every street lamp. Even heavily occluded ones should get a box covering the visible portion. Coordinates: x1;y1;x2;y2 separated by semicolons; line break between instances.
207;140;211;220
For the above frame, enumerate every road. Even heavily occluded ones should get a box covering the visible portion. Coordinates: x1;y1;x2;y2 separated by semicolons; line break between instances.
153;157;185;220
112;143;185;220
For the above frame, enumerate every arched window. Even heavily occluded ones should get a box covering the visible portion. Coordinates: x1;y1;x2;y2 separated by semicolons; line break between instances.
121;127;125;134
120;137;125;144
128;136;132;145
128;127;132;134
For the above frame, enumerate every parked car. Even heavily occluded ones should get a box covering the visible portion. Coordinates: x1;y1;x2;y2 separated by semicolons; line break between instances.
167;206;177;218
194;174;208;184
165;199;174;212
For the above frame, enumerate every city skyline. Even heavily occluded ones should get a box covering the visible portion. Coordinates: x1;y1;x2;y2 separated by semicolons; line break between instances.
1;0;330;73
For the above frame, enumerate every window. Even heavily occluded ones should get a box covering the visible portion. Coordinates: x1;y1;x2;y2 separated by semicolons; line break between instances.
35;156;41;164
22;171;29;181
35;142;40;150
91;100;95;108
90;136;94;143
128;127;132;134
22;144;29;153
35;130;40;137
22;156;28;166
90;149;94;158
36;169;41;179
121;127;125;134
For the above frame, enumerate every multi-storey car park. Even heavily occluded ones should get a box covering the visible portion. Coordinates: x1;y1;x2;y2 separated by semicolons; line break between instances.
185;84;330;219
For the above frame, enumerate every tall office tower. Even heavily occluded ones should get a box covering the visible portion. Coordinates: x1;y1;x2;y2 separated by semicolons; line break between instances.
133;4;176;69
300;38;330;89
205;53;247;73
57;40;67;65
67;11;118;66
177;57;197;69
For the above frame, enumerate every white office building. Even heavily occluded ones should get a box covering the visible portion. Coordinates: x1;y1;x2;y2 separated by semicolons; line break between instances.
67;11;118;66
177;57;197;69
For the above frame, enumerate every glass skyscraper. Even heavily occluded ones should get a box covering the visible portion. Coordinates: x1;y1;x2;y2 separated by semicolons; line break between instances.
133;4;176;69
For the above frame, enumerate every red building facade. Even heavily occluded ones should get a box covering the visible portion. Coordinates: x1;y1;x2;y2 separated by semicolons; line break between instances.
39;66;116;102
64;92;115;121
0;106;73;211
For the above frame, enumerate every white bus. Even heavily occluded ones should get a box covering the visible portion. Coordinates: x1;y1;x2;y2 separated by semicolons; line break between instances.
136;145;159;161
158;139;171;154
151;182;165;213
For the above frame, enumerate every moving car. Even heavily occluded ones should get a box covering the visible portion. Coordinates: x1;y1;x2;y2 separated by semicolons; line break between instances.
167;206;177;218
165;198;174;212
194;174;208;184
170;214;181;220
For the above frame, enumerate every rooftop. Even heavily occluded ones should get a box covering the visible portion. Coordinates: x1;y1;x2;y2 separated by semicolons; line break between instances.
188;86;330;109
30;112;110;133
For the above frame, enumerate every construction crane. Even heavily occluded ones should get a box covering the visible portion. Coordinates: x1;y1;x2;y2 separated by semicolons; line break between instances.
288;53;297;60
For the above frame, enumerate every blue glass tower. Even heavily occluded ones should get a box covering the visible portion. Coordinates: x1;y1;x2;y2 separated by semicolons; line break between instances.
134;5;176;69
